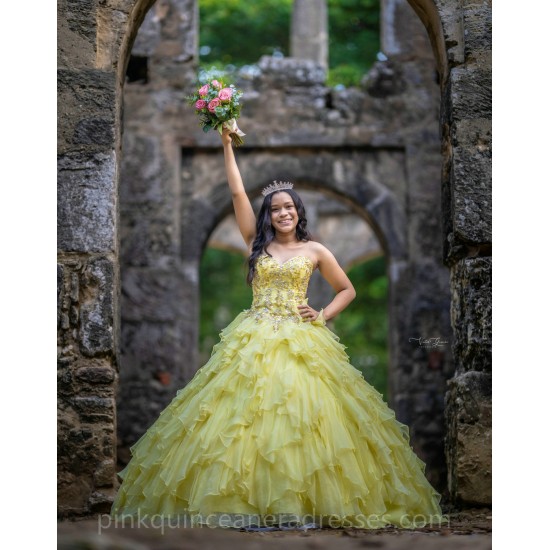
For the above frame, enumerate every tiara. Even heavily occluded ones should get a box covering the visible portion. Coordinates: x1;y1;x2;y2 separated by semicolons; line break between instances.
261;180;294;197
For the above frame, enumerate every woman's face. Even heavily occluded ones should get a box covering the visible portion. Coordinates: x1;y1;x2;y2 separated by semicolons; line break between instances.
270;192;298;234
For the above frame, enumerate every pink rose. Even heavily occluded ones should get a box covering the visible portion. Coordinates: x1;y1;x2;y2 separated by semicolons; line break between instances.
208;98;221;112
218;87;233;101
198;84;209;97
195;99;207;110
211;80;222;89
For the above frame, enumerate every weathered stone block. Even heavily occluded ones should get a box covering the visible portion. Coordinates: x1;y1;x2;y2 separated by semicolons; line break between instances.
451;117;491;150
58;152;116;253
58;1;96;69
93;459;116;488
75;365;116;385
450;257;491;373
58;417;104;490
57;69;117;151
68;427;94;444
64;0;96;41
73;118;115;146
445;370;492;504
450;147;491;245
73;396;115;423
57;68;116;111
463;0;492;59
79;257;115;356
449;65;491;121
89;490;116;514
448;118;491;248
431;0;465;66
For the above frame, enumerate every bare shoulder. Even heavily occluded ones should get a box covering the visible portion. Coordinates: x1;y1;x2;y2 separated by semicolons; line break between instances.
305;240;337;266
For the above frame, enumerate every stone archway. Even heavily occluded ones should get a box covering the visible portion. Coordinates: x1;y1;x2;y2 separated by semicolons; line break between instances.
168;140;452;492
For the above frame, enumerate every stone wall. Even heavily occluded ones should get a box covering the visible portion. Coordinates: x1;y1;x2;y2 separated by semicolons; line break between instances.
57;0;492;518
58;0;162;518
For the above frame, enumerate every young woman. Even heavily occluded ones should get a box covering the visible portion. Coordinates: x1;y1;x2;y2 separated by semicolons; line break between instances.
110;128;446;530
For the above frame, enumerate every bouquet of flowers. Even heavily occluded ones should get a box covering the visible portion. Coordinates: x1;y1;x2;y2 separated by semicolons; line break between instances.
187;73;246;146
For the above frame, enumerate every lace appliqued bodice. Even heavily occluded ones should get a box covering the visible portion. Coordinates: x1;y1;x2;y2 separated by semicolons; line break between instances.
244;255;314;331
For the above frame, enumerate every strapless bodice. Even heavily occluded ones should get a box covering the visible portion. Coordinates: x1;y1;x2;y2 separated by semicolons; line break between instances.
245;255;314;331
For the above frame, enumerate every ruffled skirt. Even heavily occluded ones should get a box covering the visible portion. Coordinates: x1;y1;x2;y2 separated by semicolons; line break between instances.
110;312;446;529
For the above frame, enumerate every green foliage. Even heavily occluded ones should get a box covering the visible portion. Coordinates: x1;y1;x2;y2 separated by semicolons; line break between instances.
327;64;365;88
332;255;389;398
199;0;293;66
198;0;380;87
327;0;380;78
199;247;389;399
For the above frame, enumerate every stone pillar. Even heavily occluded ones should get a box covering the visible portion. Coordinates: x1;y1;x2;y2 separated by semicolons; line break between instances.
57;5;124;519
445;257;492;504
290;0;328;70
438;0;492;506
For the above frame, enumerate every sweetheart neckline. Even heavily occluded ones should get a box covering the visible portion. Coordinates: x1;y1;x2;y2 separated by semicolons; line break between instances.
259;254;314;268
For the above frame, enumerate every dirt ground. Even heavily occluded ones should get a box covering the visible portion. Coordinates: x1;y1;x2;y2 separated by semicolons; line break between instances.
58;506;491;549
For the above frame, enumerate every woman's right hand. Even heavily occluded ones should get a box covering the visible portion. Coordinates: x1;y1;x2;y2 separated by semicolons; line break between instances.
221;124;256;246
221;127;233;147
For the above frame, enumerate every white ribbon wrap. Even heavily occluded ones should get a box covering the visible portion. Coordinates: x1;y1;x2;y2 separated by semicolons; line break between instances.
220;118;246;137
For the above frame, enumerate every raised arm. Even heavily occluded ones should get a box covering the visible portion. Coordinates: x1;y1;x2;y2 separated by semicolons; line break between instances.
221;128;256;247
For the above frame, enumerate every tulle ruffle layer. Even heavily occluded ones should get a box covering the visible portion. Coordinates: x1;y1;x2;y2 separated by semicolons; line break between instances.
111;313;446;529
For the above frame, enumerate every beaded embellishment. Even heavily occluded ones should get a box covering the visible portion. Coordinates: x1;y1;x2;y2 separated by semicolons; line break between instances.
244;255;314;331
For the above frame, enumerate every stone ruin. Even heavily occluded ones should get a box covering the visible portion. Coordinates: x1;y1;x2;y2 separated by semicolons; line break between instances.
58;0;491;517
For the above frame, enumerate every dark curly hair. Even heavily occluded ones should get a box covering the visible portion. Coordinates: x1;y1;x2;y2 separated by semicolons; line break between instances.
247;189;312;285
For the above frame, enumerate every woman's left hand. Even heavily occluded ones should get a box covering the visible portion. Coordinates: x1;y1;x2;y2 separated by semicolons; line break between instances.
298;304;320;322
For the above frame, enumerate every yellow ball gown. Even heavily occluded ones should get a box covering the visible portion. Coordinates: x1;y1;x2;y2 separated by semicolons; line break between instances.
111;255;446;529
